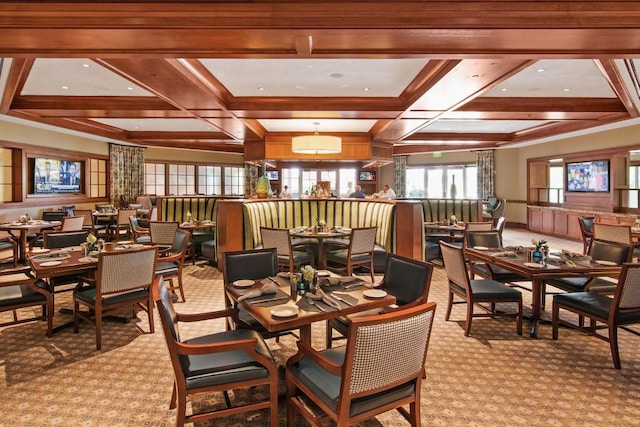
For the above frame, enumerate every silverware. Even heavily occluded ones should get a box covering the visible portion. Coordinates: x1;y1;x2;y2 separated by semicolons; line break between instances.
250;295;287;304
307;297;326;312
267;276;279;285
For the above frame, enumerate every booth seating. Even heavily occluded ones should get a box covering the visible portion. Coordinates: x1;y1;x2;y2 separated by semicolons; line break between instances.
157;196;221;265
242;199;396;273
414;198;484;262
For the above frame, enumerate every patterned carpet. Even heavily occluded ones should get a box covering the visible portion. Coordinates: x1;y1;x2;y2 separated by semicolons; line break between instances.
2;254;640;426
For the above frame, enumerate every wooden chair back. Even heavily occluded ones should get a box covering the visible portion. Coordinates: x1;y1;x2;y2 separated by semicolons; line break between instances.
149;221;179;246
60;215;85;231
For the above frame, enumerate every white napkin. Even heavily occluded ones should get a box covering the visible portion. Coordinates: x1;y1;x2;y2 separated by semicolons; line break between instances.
237;282;278;301
561;249;584;259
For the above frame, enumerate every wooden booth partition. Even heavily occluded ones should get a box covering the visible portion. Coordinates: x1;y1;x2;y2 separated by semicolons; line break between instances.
393;200;426;261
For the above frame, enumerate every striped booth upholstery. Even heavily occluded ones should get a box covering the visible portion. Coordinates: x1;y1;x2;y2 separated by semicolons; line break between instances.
419;199;483;223
243;199;396;259
416;199;483;262
159;197;219;222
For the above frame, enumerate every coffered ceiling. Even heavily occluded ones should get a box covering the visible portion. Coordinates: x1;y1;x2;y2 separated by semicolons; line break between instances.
1;1;640;156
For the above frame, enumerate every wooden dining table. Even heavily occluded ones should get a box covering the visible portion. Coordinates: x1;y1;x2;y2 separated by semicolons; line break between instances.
0;220;61;263
465;246;621;338
225;275;395;346
289;228;350;269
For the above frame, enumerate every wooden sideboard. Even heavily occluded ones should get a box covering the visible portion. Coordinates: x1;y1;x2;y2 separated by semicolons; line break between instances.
527;205;637;241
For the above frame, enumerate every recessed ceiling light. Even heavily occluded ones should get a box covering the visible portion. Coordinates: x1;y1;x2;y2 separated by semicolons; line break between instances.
81;63;91;68
127;86;134;91
258;87;265;91
500;88;508;92
536;68;545;73
61;86;69;90
363;87;370;91
563;88;571;92
330;73;343;79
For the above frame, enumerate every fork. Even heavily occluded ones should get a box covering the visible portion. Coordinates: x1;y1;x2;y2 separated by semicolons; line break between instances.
307;297;326;312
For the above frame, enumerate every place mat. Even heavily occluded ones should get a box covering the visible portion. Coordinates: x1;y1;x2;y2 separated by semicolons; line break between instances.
329;292;359;308
244;289;291;306
296;297;335;313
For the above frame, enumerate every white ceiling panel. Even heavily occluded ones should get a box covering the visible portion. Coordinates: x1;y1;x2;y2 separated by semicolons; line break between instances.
199;58;429;97
421;119;551;133
483;59;616;98
259;119;377;133
21;59;153;96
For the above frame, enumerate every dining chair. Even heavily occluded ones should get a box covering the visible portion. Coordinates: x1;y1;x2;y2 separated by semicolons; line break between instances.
325;226;377;282
552;263;640;369
466;230;530;286
0;266;53;337
28;211;68;249
0;234;18;267
73;246;158;350
129;215;151;244
155;229;190;302
73;209;107;237
260;226;313;272
286;302;437;427
452;221;493;247
109;208;136;241
325;253;434;348
578;216;595;254
60;215;85;232
222;248;296;341
440;240;522;336
495;216;506;238
149;221;179;252
153;278;279;427
544;238;632;296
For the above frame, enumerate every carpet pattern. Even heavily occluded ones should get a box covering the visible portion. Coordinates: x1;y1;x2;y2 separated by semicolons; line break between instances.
2;253;640;426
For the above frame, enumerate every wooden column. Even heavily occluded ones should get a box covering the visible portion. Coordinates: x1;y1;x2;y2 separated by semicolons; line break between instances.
216;199;246;270
394;200;425;261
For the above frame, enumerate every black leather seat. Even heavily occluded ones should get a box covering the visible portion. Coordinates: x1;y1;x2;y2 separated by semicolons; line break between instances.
0;267;53;337
325;253;434;348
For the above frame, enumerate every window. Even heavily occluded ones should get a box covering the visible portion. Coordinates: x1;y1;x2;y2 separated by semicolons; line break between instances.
339;168;357;196
168;164;195;195
549;165;564;203
629;165;640;208
198;165;221;195
224;166;244;196
89;158;107;198
0;148;12;202
144;162;166;196
282;167;301;196
406;164;478;199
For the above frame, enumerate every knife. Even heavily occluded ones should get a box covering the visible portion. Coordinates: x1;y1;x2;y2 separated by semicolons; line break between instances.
331;293;354;306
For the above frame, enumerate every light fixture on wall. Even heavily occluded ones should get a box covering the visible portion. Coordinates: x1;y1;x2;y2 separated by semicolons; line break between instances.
291;122;341;154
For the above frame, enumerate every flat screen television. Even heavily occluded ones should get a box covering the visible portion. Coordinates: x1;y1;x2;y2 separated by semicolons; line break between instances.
566;160;609;192
33;158;82;194
359;171;376;181
266;170;279;180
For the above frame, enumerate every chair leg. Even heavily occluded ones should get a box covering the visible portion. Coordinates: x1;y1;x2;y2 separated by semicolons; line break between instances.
516;299;523;335
169;382;178;409
552;303;560;340
325;321;333;349
95;308;102;350
445;290;453;321
73;300;81;333
270;374;279;427
609;324;622;369
147;297;155;334
176;393;187;427
177;275;186;302
464;301;473;336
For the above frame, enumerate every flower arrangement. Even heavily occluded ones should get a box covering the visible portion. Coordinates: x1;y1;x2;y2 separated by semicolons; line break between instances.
531;238;549;254
301;265;315;282
449;214;458;225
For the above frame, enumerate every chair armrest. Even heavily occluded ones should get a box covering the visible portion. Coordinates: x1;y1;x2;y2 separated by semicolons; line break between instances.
176;337;259;356
175;308;237;323
157;251;182;262
0;267;34;287
290;340;342;376
0;266;33;277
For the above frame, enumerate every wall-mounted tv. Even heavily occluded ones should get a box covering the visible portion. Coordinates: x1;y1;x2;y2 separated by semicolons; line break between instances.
566;160;609;192
266;170;279;180
33;158;82;194
359;171;376;181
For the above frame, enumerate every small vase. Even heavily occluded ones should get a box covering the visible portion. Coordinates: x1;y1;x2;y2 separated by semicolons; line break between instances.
298;279;310;295
532;249;542;263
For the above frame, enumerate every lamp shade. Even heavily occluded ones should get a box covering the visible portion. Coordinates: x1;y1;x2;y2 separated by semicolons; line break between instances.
291;134;342;154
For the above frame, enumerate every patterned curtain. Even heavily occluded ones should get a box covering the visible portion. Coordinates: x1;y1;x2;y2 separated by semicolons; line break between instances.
109;144;144;207
245;162;258;197
476;150;495;199
394;155;407;198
